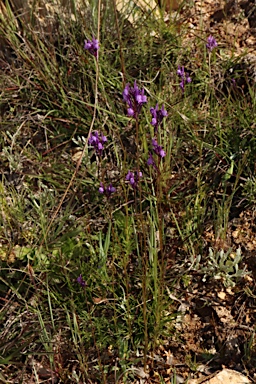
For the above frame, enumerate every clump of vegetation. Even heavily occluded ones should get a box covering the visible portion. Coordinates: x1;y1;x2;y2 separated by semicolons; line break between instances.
0;0;256;382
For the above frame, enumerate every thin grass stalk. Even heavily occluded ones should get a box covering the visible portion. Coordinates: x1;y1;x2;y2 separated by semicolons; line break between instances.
134;113;149;366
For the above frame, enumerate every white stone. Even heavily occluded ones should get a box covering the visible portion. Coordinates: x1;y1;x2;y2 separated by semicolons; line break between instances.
188;369;251;384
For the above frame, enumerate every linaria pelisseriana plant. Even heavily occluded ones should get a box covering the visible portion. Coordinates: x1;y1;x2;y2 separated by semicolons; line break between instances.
82;31;170;358
1;1;255;381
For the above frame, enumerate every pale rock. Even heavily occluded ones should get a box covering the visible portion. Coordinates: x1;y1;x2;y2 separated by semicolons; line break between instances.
188;369;251;384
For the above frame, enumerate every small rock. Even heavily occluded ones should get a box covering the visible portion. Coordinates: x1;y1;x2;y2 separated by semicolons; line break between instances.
187;368;251;384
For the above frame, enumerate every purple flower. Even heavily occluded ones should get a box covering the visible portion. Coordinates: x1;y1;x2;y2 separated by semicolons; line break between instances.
77;274;86;287
99;182;105;194
106;184;116;196
123;81;147;118
99;183;116;197
231;78;236;88
150;104;168;133
177;66;185;77
152;138;166;158
88;131;107;155
126;170;142;188
206;35;218;52
147;152;158;171
84;37;99;58
147;153;155;166
177;66;191;93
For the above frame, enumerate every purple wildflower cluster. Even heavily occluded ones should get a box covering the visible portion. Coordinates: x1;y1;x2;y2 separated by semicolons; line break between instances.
99;183;116;197
150;104;168;133
77;34;220;287
147;153;155;167
83;38;179;194
124;85;168;174
177;66;192;93
206;35;218;52
84;37;99;58
126;170;143;189
147;139;166;169
152;138;166;158
123;81;147;118
77;274;86;287
88;131;107;155
87;131;116;197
